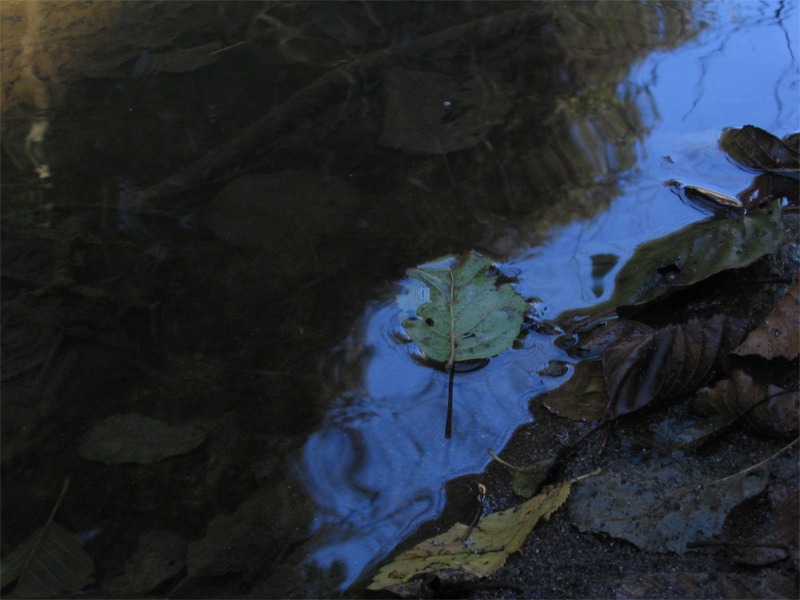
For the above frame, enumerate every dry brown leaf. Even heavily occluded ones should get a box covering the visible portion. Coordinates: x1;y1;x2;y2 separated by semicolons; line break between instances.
732;276;799;360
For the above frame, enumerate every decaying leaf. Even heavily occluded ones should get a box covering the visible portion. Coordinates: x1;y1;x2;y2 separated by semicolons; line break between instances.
694;370;799;435
569;459;768;553
613;570;798;600
539;359;608;421
79;413;207;465
102;530;187;595
202;171;362;278
368;481;570;596
722;484;799;566
558;204;784;325
187;484;312;580
719;125;800;180
636;413;738;453
603;315;725;420
1;522;94;598
731;275;799;360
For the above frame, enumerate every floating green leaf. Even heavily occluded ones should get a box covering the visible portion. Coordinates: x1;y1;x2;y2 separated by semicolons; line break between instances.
559;204;784;325
403;251;526;368
402;250;526;437
368;481;570;596
79;413;207;465
569;459;767;554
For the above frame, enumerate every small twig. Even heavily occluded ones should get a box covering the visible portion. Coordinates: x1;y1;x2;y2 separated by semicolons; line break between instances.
687;539;790;551
605;437;799;522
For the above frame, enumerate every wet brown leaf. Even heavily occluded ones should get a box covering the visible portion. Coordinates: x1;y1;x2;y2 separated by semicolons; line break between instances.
539;360;608;421
694;371;799;436
722;484;799;566
731;275;799;360
719;125;800;179
603;314;725;419
756;386;800;434
571;319;653;359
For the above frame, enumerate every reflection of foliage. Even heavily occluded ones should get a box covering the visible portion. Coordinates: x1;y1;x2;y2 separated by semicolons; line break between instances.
0;3;735;599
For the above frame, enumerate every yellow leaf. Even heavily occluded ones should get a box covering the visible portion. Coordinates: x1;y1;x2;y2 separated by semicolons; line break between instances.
368;481;571;592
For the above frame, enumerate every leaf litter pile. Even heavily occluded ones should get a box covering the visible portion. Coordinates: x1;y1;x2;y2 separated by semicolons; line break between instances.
368;126;799;599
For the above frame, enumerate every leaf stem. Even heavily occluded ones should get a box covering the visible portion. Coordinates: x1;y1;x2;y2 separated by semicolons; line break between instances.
446;367;455;439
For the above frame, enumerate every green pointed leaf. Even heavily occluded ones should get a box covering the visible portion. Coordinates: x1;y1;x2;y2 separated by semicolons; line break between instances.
402;251;526;369
368;481;570;595
1;522;94;597
559;204;784;325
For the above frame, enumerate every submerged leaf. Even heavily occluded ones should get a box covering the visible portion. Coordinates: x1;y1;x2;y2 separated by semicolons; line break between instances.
368;481;570;595
403;251;526;369
603;315;725;420
1;522;94;598
569;459;768;553
559;204;784;325
79;413;207;465
102;530;187;595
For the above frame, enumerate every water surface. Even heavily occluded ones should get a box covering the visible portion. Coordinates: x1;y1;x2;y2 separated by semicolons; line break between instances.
1;1;796;597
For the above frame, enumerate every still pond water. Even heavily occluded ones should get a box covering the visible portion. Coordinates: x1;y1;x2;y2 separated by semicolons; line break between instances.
1;1;797;597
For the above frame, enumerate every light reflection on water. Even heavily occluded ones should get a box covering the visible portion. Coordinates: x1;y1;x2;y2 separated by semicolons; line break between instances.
297;0;798;589
301;295;559;587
